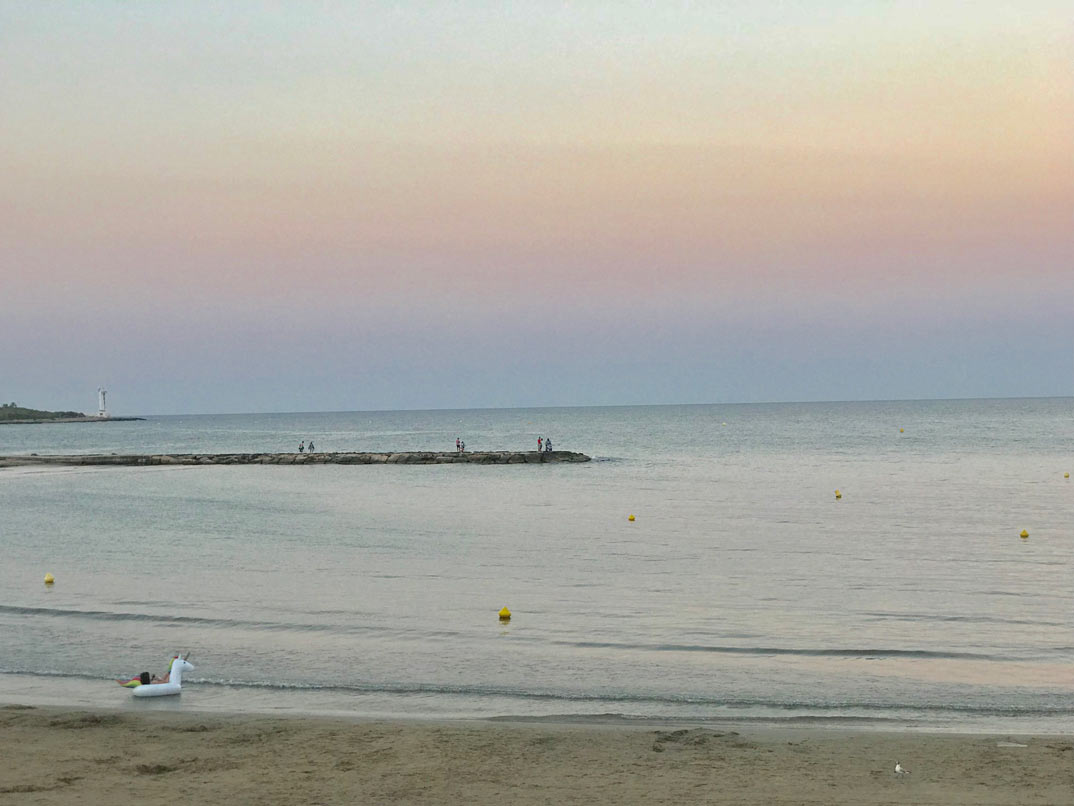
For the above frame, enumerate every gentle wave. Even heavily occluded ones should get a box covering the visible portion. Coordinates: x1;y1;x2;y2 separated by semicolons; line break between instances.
554;639;1006;661
862;612;1068;627
0;604;373;635
5;605;1059;662
2;668;1072;717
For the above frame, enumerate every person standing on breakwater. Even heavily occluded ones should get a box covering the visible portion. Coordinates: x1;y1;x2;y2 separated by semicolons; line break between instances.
298;441;305;453
538;436;543;452
460;440;466;452
456;437;461;453
545;437;552;452
308;441;315;453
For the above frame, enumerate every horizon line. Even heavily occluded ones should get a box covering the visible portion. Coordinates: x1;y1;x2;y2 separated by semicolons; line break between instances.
113;394;1073;418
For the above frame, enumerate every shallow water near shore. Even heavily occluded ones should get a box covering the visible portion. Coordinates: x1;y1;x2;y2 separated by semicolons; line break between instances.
1;399;1071;731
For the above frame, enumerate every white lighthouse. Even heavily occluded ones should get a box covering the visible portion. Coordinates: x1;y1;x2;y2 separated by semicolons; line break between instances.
97;387;108;418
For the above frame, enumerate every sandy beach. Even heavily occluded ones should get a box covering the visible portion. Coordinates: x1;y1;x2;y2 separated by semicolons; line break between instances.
1;706;1070;805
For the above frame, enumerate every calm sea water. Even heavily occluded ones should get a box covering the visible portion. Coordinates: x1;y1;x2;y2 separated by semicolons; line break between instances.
1;399;1071;731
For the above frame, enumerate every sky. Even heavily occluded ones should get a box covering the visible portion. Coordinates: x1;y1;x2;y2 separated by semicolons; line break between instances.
1;1;1071;415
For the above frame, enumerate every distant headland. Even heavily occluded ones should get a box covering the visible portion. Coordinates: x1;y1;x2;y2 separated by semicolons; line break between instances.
0;403;144;425
0;451;590;467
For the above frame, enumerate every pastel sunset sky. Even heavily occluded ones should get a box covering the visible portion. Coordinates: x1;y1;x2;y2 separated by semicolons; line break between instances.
2;1;1071;414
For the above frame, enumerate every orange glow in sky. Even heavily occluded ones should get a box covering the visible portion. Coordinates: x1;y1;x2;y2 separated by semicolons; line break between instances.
1;2;1071;411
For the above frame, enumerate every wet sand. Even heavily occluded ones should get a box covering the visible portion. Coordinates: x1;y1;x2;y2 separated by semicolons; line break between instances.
1;706;1070;804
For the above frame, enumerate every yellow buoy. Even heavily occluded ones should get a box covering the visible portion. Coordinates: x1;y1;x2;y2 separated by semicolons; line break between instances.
1019;529;1029;539
834;490;842;500
44;573;54;584
1065;472;1070;479
498;606;511;621
899;428;904;433
628;514;635;521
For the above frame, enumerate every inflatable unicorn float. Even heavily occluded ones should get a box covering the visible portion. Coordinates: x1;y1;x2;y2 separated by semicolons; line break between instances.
117;653;195;697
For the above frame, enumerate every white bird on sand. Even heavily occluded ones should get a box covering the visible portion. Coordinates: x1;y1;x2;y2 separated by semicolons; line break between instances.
894;762;910;775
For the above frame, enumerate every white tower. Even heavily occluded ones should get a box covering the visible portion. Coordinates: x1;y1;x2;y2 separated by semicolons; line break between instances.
98;387;108;418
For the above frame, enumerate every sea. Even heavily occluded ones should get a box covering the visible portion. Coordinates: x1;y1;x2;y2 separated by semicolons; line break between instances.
1;399;1071;732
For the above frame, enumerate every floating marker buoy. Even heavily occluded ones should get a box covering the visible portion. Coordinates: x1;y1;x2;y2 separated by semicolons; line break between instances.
834;490;842;500
1019;529;1029;539
899;428;904;433
628;514;635;521
498;606;511;621
44;573;54;584
1065;472;1070;479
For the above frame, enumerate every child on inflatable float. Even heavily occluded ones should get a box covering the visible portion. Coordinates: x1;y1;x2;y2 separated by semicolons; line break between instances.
116;654;194;697
117;657;173;687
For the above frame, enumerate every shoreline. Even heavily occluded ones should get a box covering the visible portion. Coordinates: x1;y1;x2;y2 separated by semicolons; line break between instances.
0;450;591;467
2;671;1068;737
1;671;1068;737
1;705;1070;804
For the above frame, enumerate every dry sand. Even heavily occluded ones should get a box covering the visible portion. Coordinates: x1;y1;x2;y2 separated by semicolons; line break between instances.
1;705;1070;804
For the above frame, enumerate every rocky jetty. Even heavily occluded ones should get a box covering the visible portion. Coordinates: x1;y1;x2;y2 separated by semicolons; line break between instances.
0;451;590;468
0;416;146;425
0;404;145;424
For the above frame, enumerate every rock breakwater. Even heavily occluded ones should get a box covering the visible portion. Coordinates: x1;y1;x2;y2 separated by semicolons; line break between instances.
0;451;591;468
0;416;146;425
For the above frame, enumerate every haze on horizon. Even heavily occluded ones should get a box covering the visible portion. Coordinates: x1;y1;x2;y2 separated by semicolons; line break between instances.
2;1;1071;416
